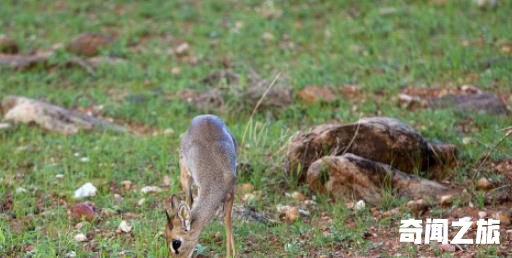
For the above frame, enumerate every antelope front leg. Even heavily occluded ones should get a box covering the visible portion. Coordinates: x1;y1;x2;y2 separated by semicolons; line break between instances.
224;192;235;258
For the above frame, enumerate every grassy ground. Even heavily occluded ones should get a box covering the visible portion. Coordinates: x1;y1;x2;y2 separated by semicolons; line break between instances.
1;0;512;257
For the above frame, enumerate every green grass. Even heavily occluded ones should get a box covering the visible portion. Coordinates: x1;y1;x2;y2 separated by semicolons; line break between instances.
1;0;512;257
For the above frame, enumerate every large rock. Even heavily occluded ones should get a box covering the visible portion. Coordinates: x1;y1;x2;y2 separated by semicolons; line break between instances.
430;92;509;115
1;96;126;134
66;33;113;57
287;117;457;182
306;154;452;205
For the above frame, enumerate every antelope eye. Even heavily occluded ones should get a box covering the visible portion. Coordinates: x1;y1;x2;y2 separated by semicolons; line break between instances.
172;239;181;251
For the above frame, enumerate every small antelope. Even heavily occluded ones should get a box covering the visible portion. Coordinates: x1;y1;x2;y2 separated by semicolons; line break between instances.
165;114;237;258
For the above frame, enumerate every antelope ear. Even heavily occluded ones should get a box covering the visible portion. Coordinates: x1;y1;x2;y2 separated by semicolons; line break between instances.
178;202;191;231
170;194;180;211
165;209;173;228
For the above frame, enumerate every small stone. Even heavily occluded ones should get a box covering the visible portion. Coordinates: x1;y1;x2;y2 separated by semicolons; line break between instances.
74;233;88;242
74;183;97;199
478;211;487;219
475;0;498;9
242;193;257;203
494;211;511;225
80;157;90;163
476;177;492;191
174;42;190;56
118;220;132;233
285;206;300;221
66;33;113;57
16;187;27;194
70;202;96;221
439;244;456;252
462;137;472;145
113;193;123;201
140;186;162;194
74;222;85;229
354;200;366;211
121;180;133;190
163;128;175;135
262;32;274;42
290;191;306;201
506;229;512;241
137;198;146;206
440;194;454;205
298;86;336;104
0;123;11;130
162;176;171;186
170;67;181;75
239;183;254;193
56;174;64;179
64;251;77;258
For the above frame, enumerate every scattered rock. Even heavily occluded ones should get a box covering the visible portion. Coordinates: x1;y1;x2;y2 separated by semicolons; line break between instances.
439;244;456;252
239;72;292;111
476;177;492;191
137;198;146;206
399;86;509;115
0;122;10;130
397;93;428;110
354;200;365;211
0;35;18;54
277;205;300;222
242;193;257;203
406;199;429;213
70;202;97;221
475;0;498;9
439;194;454;205
494;210;511;225
162;176;171;186
74;183;97;199
478;211;487;219
306;154;452;205
64;251;77;258
175;89;224;112
238;183;255;193
74;233;88;242
56;174;64;179
118;220;132;233
506;229;512;241
287;117;457;182
121;180;133;191
15;187;27;194
286;191;306;201
140;186;162;194
431;92;508;115
1;96;127;134
0;53;50;70
66;33;113;57
298;86;336;104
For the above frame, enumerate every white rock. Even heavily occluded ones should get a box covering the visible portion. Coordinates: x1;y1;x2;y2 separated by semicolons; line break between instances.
118;220;132;233
354;200;366;211
56;174;64;179
80;157;90;162
0;123;11;129
64;251;77;258
140;186;162;194
74;233;88;242
137;198;146;206
74;182;97;199
478;211;487;219
16;187;28;194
